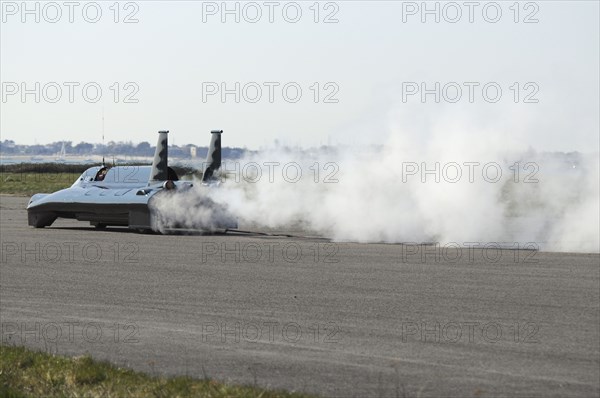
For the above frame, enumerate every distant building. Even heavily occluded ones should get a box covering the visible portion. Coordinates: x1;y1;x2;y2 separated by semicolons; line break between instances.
190;146;197;158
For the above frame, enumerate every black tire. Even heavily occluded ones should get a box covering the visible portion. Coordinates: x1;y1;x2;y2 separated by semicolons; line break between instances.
28;212;57;228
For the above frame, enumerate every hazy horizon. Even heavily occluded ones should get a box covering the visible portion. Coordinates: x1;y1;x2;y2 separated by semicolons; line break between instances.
2;1;599;152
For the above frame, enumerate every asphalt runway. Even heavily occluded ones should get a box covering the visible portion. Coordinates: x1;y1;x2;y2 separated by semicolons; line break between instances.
1;195;598;397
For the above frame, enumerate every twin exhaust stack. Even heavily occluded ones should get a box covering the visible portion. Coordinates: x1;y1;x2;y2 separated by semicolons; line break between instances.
148;130;223;185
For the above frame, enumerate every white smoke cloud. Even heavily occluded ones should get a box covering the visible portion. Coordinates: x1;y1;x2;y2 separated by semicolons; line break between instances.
157;108;599;253
149;188;237;233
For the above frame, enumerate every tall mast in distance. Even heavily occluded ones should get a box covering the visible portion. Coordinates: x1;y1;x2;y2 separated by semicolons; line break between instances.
101;107;105;167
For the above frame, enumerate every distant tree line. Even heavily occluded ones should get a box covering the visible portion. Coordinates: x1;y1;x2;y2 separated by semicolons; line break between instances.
0;140;246;159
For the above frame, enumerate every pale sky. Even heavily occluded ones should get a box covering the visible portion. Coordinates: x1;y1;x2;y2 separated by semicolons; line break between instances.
1;1;599;151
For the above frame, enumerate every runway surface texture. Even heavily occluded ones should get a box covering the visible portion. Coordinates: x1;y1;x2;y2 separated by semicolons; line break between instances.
1;195;599;397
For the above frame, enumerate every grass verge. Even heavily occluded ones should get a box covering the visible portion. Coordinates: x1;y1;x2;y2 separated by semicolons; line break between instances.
0;172;80;196
0;345;314;398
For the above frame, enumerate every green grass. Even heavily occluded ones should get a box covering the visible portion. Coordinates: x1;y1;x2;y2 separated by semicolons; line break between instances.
0;172;80;196
0;345;315;398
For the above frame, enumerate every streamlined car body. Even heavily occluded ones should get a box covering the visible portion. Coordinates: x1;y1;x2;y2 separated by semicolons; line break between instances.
26;130;237;232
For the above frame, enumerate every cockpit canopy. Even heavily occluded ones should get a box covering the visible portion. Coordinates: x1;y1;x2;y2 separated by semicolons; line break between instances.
73;166;179;187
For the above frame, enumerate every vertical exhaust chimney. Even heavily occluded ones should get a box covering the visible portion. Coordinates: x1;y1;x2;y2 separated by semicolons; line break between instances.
149;130;169;184
202;130;222;182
